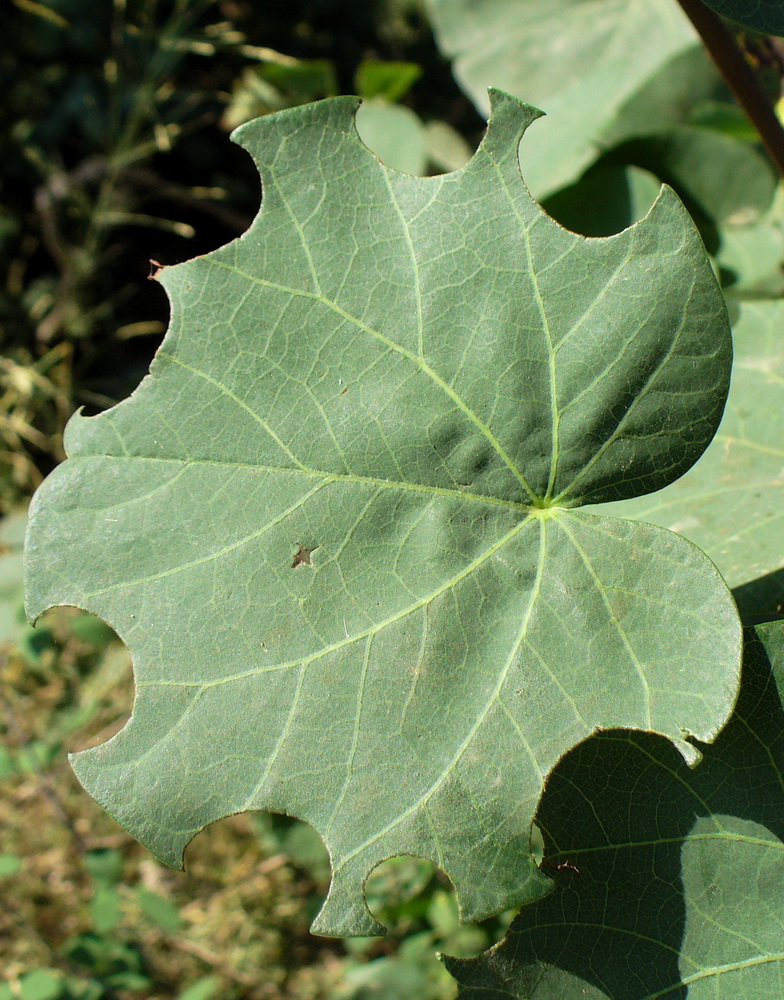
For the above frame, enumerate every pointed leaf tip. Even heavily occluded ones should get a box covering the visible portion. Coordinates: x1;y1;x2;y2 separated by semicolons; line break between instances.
487;87;545;127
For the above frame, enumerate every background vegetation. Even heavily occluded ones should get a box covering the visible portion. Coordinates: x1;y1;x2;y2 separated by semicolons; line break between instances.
3;0;783;997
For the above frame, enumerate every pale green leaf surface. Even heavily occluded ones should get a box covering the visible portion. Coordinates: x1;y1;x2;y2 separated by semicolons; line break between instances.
598;301;784;621
612;127;777;228
355;99;428;176
355;60;422;103
447;622;784;998
425;0;719;198
25;92;740;936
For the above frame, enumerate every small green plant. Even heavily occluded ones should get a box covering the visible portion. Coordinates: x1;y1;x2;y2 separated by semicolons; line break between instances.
20;0;784;995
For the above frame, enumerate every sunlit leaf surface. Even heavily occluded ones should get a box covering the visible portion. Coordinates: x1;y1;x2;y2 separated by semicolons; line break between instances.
601;301;784;622
26;92;740;936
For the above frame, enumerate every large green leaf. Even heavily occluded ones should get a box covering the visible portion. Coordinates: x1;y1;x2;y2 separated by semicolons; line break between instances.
699;0;784;34
425;0;720;198
25;92;741;936
599;301;784;621
447;621;784;998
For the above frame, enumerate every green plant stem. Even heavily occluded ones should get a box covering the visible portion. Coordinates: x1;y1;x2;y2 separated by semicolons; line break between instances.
675;0;784;180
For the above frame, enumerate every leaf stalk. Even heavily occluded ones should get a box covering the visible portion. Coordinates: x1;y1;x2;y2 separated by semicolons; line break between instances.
675;0;784;180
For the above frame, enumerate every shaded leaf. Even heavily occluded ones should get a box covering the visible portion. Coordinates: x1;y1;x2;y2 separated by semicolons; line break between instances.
25;92;740;936
699;0;784;34
689;98;760;142
447;622;784;998
613;126;776;229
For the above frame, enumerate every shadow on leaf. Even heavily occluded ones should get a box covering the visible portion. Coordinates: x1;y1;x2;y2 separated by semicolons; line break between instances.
447;622;784;998
733;569;784;625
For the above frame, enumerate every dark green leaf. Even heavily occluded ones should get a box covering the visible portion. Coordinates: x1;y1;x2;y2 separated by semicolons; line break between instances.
355;60;422;103
699;0;784;34
90;885;122;934
136;886;182;933
85;848;124;886
71;612;117;647
447;622;784;998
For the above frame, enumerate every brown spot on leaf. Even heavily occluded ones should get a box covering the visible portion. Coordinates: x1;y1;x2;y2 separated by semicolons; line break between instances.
291;544;317;568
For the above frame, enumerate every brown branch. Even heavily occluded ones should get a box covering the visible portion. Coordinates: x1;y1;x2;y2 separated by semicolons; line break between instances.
675;0;784;179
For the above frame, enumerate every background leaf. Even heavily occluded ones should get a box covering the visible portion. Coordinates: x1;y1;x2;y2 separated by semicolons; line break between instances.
698;0;784;35
425;0;721;198
0;509;26;644
355;99;428;175
446;621;784;998
355;60;422;103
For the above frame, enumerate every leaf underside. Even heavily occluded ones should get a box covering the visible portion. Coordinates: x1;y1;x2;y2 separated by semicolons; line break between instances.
25;90;740;936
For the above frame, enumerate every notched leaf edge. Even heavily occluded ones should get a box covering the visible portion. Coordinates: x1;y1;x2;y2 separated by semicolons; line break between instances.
24;89;740;940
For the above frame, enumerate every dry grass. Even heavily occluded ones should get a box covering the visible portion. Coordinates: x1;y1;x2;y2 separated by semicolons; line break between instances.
0;615;346;999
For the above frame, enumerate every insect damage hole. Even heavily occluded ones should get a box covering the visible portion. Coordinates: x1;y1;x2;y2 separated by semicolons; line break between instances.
291;543;318;569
